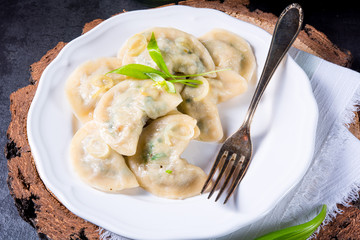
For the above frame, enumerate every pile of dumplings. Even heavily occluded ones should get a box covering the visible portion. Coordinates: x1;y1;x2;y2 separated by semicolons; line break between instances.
65;27;256;199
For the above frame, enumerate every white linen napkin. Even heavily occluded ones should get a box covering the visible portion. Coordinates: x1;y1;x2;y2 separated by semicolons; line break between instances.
99;48;360;240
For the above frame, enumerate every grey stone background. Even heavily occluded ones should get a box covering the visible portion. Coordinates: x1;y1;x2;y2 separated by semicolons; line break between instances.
1;0;359;239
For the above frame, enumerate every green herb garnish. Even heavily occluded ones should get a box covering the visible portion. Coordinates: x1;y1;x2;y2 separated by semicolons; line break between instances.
145;72;176;93
150;152;167;161
171;69;230;79
142;142;167;162
255;204;327;240
108;64;168;79
147;32;173;79
108;32;229;93
165;170;173;174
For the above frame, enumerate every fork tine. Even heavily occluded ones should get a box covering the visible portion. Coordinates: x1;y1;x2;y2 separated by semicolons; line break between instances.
201;150;227;194
215;153;238;202
224;155;246;204
207;151;230;199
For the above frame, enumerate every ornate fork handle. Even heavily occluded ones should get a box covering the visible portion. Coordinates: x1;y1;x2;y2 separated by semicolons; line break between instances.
243;3;304;129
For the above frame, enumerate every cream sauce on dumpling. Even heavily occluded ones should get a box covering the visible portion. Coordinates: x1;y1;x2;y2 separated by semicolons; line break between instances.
127;114;207;199
70;121;139;192
94;80;183;156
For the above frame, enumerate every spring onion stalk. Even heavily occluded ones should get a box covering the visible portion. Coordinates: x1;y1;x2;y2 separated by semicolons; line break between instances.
255;204;327;240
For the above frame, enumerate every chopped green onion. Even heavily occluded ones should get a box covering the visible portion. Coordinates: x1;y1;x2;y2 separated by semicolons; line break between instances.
165;170;172;174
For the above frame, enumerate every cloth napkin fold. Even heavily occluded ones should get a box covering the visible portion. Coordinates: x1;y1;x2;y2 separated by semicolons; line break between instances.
99;48;360;240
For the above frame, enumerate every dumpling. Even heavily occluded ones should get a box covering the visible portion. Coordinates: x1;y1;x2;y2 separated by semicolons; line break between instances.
199;29;256;103
94;79;183;156
70;121;139;192
118;27;216;77
178;77;223;142
65;57;125;123
200;29;256;82
127;114;207;199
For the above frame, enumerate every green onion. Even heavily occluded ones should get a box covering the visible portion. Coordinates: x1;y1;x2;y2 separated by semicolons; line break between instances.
168;79;203;84
255;204;327;240
171;68;231;78
165;170;172;174
145;73;176;93
168;78;203;88
107;64;168;79
147;32;173;79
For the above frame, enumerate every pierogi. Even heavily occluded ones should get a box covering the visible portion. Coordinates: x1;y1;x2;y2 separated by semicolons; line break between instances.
70;121;139;192
199;29;256;103
66;27;257;199
178;77;223;142
118;27;216;77
94;79;183;156
127;114;207;199
65;57;125;123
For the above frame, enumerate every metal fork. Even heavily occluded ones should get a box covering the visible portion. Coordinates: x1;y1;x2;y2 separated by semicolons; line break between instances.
201;3;304;204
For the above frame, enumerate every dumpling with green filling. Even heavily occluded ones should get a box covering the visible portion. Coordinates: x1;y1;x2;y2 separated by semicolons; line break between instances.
70;121;139;192
127;113;207;199
199;29;256;103
94;79;183;156
65;57;125;123
118;27;216;77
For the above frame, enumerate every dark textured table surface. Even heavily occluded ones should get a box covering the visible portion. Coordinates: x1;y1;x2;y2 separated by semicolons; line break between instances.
1;0;359;239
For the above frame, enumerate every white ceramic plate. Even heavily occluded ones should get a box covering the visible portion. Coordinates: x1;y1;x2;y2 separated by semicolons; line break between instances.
27;5;318;240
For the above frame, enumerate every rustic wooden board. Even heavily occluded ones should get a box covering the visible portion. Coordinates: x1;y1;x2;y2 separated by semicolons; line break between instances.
5;0;360;239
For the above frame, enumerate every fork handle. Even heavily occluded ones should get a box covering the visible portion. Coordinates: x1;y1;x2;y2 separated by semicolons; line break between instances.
243;3;303;128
